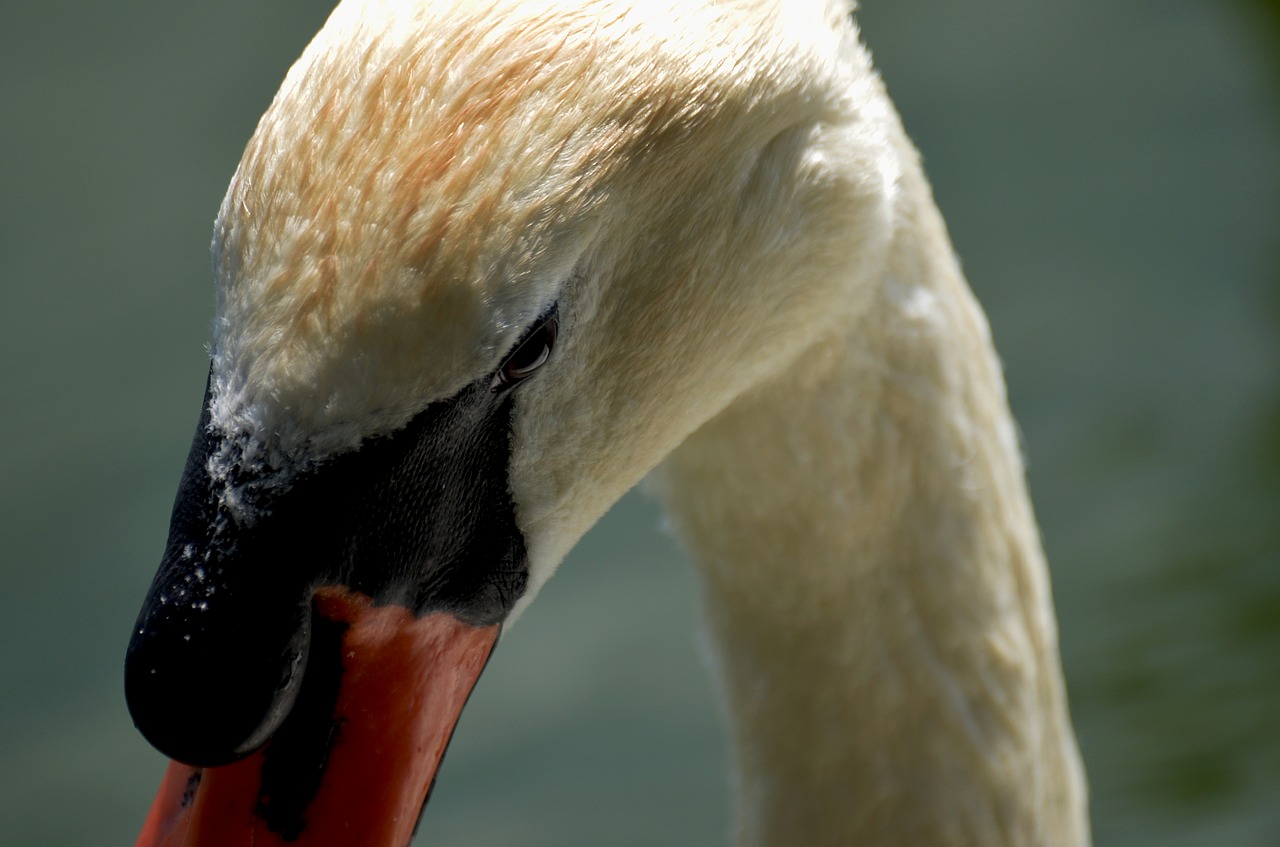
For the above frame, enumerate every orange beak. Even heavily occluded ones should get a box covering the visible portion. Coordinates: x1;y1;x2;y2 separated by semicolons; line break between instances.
134;588;499;847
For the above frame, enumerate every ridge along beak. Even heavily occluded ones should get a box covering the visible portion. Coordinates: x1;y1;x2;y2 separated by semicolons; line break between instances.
135;588;499;847
126;372;529;847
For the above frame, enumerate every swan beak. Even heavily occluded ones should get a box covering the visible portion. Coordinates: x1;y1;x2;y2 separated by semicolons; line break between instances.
134;588;499;847
127;373;525;846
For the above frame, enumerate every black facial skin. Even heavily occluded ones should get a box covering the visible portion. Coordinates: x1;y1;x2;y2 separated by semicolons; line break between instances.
124;310;556;772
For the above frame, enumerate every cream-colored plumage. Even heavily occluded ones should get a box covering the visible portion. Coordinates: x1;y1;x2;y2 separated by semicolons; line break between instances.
204;0;1089;844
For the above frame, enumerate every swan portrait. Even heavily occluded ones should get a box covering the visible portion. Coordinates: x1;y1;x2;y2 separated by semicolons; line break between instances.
125;1;1091;845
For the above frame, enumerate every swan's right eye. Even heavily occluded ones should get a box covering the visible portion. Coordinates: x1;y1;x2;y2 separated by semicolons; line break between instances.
490;316;558;391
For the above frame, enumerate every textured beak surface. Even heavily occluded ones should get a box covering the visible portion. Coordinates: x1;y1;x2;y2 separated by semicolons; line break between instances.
127;369;526;843
135;588;499;847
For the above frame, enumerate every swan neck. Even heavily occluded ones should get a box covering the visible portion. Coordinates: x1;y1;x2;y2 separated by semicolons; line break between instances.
652;140;1090;846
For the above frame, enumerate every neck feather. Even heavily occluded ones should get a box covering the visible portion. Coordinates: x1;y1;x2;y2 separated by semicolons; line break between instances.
651;136;1090;847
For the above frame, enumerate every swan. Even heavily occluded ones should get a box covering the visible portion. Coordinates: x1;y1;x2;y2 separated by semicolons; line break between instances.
124;1;1090;845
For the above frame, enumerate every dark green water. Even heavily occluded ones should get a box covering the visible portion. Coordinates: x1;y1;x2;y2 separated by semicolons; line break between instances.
1;2;1276;845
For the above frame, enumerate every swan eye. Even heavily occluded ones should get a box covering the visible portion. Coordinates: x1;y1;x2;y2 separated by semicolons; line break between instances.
491;315;558;391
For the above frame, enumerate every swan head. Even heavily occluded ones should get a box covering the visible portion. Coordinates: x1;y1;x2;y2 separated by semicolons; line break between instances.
127;1;897;844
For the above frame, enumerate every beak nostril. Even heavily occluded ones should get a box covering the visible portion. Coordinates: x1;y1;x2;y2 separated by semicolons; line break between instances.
254;602;351;838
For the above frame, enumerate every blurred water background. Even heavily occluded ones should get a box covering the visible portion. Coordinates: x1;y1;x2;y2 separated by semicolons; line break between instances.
1;1;1277;845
